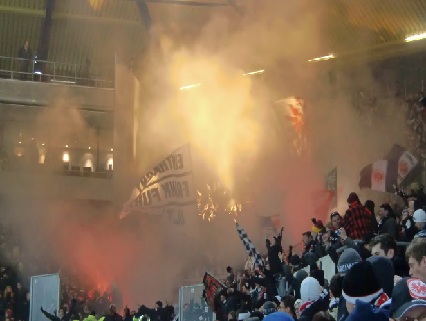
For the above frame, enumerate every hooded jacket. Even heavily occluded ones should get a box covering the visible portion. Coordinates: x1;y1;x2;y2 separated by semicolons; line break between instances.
345;300;389;321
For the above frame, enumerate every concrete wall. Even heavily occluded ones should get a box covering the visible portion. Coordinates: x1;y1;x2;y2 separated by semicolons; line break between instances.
0;79;114;111
0;170;113;201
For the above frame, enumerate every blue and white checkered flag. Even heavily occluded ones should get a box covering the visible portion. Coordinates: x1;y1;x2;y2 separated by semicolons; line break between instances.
235;221;264;268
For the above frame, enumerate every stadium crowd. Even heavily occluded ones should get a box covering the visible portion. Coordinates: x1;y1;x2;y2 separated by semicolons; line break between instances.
2;185;426;321
209;186;426;321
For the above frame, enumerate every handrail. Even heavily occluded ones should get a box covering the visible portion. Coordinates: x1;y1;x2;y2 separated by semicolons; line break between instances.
0;56;114;89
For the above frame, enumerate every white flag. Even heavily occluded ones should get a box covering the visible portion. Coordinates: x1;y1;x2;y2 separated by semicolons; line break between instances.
120;144;196;219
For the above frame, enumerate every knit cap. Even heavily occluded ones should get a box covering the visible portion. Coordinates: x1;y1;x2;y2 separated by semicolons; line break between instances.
342;261;383;304
337;248;362;275
366;255;394;297
300;276;321;303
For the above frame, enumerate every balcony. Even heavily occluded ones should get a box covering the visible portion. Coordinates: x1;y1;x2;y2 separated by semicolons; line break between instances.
0;56;114;111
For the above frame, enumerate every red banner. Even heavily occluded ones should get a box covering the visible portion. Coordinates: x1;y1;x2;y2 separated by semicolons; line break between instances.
202;272;226;314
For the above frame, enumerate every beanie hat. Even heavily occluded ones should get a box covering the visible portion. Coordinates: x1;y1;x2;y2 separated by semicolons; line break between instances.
295;269;308;283
347;192;360;204
390;277;426;319
311;218;325;233
300;277;321;303
337;248;362;275
342;261;383;304
413;209;426;223
366;256;394;297
262;312;294;321
262;301;277;315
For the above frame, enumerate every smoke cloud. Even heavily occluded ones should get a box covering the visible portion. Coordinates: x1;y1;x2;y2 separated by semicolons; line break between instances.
1;0;413;312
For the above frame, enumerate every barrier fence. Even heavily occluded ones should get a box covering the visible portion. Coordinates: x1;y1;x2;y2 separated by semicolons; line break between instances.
0;56;114;88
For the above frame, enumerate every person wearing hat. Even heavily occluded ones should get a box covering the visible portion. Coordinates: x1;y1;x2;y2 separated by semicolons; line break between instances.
298;277;329;321
341;261;389;321
413;209;426;238
335;248;362;321
389;277;426;320
378;203;398;239
340;192;374;241
262;301;278;316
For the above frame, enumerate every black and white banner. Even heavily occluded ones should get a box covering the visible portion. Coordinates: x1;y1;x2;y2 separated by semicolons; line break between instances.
235;222;264;268
120;144;196;219
359;145;419;192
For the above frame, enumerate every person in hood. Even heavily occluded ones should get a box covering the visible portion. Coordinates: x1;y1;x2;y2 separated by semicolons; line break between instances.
377;203;398;239
298;277;328;321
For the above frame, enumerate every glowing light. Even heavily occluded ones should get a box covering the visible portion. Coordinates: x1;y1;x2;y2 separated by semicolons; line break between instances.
84;159;93;168
308;53;335;62
197;183;242;222
88;147;91;150
107;157;113;170
41;143;45;146
110;148;113;151
179;83;201;91
405;32;426;42
62;152;69;163
65;145;68;148
18;142;21;144
243;69;265;76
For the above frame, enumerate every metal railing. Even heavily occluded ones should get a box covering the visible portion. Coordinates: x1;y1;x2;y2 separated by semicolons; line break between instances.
0;56;114;89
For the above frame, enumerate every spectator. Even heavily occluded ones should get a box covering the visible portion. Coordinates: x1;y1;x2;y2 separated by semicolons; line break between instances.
328;275;342;320
336;249;361;276
336;248;361;321
364;200;378;233
104;304;122;321
302;232;318;265
340;192;373;241
366;256;394;298
413;209;426;238
266;228;284;276
17;40;32;80
298;277;328;321
226;267;237;289
370;233;409;277
342;262;387;319
278;295;296;320
261;301;277;316
400;207;417;242
406;238;426;282
389;277;426;321
377;203;398;238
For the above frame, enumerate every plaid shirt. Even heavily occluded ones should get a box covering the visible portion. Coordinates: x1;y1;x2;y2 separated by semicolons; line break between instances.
341;202;373;240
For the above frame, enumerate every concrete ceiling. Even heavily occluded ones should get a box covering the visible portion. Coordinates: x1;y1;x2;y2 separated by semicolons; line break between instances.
1;0;426;68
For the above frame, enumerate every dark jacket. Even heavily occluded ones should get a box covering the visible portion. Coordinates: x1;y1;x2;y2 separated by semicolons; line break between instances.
345;300;388;321
298;298;329;321
378;216;398;239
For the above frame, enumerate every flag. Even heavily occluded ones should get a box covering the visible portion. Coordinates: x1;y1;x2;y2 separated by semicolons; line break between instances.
260;215;281;240
235;222;264;268
274;97;306;156
202;272;226;314
326;167;337;209
119;144;197;219
359;144;419;192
